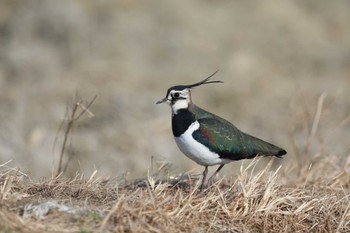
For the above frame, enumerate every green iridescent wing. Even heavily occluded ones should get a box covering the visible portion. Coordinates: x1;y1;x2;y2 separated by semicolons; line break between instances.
192;117;286;160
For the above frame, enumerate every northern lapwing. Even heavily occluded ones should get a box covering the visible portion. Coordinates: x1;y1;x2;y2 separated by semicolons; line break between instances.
156;71;287;190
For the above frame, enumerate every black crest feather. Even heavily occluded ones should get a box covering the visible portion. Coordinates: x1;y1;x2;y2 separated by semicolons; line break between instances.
169;70;222;92
185;70;222;89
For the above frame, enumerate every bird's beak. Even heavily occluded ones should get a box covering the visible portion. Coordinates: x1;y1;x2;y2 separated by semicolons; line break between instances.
156;97;167;104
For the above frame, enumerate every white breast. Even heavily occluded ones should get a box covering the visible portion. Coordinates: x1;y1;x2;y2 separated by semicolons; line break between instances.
174;121;230;166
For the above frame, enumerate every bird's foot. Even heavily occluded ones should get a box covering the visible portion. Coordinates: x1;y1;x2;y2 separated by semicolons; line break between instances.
199;183;207;192
207;175;218;188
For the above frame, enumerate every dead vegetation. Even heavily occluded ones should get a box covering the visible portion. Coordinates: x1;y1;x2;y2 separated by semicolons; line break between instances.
54;94;97;177
1;154;349;233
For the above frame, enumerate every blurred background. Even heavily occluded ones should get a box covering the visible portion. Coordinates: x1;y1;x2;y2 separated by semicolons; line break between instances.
0;0;349;179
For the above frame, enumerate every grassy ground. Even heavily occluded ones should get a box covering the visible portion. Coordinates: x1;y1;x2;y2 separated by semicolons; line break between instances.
1;154;349;233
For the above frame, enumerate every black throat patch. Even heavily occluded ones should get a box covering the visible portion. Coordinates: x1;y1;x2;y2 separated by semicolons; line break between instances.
172;109;196;137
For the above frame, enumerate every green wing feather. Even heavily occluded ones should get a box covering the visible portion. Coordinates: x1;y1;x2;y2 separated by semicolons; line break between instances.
190;104;286;160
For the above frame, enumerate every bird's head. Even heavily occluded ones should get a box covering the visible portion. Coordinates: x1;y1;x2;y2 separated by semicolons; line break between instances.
156;71;222;114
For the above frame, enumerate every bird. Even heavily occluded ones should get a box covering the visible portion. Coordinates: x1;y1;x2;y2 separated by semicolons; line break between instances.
156;71;287;190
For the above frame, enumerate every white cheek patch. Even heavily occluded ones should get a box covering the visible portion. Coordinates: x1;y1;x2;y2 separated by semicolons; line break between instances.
171;99;189;114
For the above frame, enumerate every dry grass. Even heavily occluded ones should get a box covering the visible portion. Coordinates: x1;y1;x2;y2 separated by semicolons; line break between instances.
1;155;349;233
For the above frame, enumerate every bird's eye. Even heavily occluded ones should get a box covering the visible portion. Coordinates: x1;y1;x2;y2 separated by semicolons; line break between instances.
174;93;180;98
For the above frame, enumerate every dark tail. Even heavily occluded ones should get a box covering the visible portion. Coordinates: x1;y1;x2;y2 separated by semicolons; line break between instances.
274;148;287;158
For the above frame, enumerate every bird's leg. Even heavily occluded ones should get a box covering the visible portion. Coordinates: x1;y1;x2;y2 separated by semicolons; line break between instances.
207;164;225;187
200;166;208;191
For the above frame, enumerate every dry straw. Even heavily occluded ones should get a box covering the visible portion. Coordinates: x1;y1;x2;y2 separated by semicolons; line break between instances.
1;154;349;232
